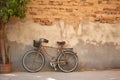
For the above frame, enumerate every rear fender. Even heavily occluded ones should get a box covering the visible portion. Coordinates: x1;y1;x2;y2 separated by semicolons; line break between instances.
61;48;77;56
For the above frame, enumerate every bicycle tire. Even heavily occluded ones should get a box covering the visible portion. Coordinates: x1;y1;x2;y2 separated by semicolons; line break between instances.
22;50;45;72
57;51;78;72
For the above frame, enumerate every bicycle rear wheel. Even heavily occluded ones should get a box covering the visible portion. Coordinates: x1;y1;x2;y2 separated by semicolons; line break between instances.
57;51;78;72
22;50;45;72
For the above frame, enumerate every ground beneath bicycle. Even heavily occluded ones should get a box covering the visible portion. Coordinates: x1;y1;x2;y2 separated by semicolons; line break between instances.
0;70;120;80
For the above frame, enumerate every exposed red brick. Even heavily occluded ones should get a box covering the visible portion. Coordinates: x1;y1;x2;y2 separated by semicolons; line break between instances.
29;12;37;15
91;14;96;17
81;2;94;6
66;8;73;12
26;0;120;26
54;18;60;21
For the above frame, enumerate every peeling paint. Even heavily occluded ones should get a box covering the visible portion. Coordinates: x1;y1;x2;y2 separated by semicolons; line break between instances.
6;20;120;47
6;20;79;47
78;22;120;46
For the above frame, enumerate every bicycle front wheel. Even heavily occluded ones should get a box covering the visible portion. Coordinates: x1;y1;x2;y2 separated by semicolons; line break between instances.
22;50;45;72
57;51;78;72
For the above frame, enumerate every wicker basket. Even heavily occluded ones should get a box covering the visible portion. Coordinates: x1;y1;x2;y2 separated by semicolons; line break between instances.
33;40;40;48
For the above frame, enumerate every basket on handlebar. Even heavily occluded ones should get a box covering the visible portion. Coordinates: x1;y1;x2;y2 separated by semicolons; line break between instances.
33;40;41;48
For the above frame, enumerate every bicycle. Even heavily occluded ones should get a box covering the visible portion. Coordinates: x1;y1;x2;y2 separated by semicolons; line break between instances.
22;38;78;73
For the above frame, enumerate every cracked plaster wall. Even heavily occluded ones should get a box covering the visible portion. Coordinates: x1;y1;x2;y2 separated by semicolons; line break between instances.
6;20;120;71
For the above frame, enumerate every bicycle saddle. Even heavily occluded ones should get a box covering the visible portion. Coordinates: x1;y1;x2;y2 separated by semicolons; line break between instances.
57;41;66;45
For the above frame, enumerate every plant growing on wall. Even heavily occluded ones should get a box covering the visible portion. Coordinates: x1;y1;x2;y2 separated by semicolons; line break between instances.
0;0;29;64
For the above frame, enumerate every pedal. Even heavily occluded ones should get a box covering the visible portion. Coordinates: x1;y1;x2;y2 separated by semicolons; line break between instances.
53;64;57;71
50;62;57;70
54;66;57;71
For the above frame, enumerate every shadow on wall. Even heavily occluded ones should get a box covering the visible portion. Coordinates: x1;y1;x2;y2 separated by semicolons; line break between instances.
9;40;120;71
9;41;33;71
74;40;120;70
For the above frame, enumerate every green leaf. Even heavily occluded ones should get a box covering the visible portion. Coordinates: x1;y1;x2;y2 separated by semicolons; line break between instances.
0;0;29;23
2;14;8;22
0;10;3;16
7;9;13;16
20;0;24;4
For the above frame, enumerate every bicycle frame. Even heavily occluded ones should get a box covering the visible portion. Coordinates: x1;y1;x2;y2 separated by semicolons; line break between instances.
22;38;78;72
37;45;65;61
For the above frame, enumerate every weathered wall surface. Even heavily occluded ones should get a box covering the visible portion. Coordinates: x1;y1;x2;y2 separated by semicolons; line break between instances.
6;20;120;71
5;0;120;71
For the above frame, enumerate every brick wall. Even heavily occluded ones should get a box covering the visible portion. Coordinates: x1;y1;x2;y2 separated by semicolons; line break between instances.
26;0;120;29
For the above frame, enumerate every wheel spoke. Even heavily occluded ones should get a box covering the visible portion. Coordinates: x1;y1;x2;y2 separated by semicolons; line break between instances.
58;52;78;72
22;51;45;72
